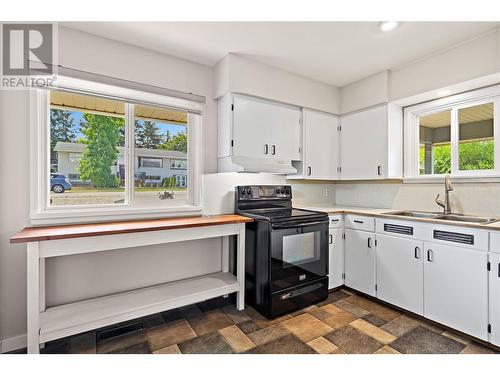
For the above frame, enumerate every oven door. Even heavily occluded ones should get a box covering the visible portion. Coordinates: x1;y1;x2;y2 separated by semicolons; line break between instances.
270;219;328;291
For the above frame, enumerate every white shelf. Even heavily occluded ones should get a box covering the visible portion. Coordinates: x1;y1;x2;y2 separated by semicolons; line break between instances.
39;272;239;343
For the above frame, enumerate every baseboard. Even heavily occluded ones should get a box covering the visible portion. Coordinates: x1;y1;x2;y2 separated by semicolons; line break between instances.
1;334;26;353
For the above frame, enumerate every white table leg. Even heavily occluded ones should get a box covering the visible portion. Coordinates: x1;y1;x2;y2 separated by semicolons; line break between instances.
27;242;40;354
236;224;245;310
39;258;46;349
221;236;229;273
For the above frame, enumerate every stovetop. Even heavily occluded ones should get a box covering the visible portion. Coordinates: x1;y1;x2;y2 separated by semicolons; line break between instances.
235;185;328;223
239;208;328;223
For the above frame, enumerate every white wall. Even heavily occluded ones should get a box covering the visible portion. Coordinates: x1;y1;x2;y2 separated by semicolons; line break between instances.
203;173;335;216
335;181;500;217
340;71;389;114
215;53;340;114
340;28;500;113
0;90;31;351
390;29;500;100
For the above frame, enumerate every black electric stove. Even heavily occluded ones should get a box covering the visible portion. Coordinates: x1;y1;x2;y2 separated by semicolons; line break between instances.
235;185;329;318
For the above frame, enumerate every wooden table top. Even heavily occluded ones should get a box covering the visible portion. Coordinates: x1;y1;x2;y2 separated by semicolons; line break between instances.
10;214;253;244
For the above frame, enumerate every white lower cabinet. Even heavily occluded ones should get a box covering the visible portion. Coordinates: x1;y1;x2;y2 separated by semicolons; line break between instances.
423;243;489;341
328;227;344;289
344;228;376;296
489;252;500;346
375;234;424;315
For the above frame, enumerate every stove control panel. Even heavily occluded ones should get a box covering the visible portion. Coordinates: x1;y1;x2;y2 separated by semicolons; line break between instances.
237;185;292;200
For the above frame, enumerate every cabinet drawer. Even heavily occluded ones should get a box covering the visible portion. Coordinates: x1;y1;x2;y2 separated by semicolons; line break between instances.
328;215;344;229
345;215;375;232
376;218;428;240
490;232;500;254
425;224;488;252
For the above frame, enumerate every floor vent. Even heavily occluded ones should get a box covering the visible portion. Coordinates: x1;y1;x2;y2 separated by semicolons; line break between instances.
96;320;144;342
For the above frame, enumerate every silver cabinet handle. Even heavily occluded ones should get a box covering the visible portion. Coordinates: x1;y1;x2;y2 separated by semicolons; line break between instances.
264;144;269;154
272;145;276;155
427;249;433;262
329;234;333;244
368;237;372;248
307;166;312;176
414;246;421;259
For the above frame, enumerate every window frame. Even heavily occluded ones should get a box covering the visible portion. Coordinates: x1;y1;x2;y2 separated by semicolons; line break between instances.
404;85;500;182
30;75;203;225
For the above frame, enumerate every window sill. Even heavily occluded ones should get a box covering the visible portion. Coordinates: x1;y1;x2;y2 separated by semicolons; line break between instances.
403;175;500;184
29;205;203;226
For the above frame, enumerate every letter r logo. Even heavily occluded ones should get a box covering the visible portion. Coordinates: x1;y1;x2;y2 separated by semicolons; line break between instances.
2;24;53;75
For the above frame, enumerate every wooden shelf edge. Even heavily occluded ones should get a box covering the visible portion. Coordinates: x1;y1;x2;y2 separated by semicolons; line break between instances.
10;214;253;244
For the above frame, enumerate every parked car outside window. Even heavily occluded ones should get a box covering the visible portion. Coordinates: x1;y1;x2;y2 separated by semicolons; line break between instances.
50;173;72;193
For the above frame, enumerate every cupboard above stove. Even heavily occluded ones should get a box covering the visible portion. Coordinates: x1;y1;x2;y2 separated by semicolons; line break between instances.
216;93;403;180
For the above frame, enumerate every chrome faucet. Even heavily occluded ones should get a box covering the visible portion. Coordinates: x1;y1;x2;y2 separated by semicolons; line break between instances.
435;175;453;214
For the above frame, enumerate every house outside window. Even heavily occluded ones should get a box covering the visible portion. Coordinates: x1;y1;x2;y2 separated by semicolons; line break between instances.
30;75;203;224
404;85;500;181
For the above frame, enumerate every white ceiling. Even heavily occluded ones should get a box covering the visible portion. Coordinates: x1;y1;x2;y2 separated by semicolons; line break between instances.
62;22;499;87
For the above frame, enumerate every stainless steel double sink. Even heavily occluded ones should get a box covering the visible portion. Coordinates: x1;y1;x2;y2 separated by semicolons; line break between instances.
385;210;499;224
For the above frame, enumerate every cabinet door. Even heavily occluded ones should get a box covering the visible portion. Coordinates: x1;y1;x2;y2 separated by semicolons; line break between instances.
267;105;301;162
303;109;339;179
489;252;500;346
340;105;387;180
329;228;344;289
344;229;376;296
376;234;424;315
232;95;272;159
424;243;488;340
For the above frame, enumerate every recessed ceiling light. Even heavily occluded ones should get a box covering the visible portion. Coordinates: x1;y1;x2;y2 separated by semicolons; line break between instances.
437;89;451;97
379;21;399;32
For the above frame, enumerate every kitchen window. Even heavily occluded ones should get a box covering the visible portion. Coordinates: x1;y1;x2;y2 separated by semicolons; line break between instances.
30;75;204;224
404;85;500;181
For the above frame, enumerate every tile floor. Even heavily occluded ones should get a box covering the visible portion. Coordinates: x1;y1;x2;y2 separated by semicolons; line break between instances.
9;289;500;354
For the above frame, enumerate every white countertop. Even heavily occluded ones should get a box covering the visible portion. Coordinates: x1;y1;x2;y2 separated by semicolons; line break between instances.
295;203;500;231
296;204;391;216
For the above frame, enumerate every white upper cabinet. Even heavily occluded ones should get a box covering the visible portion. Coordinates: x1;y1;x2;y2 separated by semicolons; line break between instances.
298;109;340;180
339;104;402;180
217;94;301;173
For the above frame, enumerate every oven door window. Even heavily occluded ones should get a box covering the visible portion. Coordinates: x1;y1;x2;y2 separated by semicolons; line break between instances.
270;222;328;291
282;232;319;267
